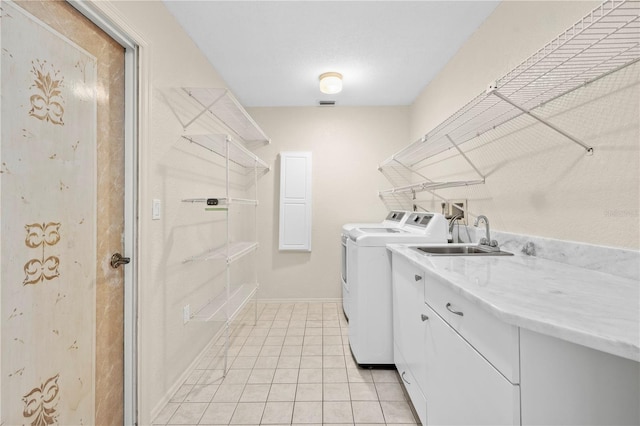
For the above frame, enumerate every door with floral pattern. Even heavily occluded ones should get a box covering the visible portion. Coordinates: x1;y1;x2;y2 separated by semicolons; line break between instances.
1;1;126;424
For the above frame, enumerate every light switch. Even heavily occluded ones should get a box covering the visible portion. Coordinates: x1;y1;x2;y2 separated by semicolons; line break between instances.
152;199;161;220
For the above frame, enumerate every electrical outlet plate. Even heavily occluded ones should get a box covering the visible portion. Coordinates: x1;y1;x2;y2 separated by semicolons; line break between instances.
448;199;468;225
183;305;190;324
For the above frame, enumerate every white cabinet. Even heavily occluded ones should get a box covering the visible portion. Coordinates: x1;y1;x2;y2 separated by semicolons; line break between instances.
423;267;520;383
392;249;640;426
423;302;520;425
392;254;428;425
391;251;519;426
279;151;312;251
520;329;640;426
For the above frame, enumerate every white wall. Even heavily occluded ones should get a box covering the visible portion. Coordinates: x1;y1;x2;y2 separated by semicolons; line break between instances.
248;107;409;300
408;0;639;249
96;1;237;423
93;3;409;420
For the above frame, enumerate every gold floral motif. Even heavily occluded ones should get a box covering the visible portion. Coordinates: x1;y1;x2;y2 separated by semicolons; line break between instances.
23;374;60;426
25;222;61;248
23;222;61;286
23;256;60;285
29;59;65;126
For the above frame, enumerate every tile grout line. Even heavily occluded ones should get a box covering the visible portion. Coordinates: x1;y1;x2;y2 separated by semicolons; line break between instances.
162;302;416;425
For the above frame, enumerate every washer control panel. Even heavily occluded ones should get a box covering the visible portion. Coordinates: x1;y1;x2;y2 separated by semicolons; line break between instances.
403;212;448;239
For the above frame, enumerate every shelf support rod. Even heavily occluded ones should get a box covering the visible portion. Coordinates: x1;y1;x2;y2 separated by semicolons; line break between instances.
182;89;227;130
223;136;230;377
489;90;594;155
254;158;258;327
445;135;486;181
159;90;189;129
391;158;432;183
389;159;454;207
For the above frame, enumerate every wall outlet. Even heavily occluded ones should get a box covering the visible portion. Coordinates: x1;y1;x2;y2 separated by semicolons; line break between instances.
183;304;190;324
448;199;468;225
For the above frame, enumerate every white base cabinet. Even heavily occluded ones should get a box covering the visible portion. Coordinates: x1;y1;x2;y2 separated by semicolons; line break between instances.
392;254;428;424
392;252;519;426
391;249;640;426
520;329;640;426
424;302;520;425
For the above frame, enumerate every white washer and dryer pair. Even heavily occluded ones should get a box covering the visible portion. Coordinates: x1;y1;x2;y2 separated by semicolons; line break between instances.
340;210;410;320
347;212;448;366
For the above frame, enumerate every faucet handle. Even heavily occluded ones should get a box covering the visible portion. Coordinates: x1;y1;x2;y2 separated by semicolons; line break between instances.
479;237;489;246
490;239;499;247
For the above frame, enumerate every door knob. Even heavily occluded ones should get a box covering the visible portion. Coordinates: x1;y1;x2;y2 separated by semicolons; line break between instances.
110;252;130;269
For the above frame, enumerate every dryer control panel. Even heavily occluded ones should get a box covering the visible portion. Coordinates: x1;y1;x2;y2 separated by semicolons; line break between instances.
381;210;409;227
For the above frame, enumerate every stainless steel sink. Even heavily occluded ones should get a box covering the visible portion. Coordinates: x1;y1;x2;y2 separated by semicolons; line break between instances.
414;245;514;256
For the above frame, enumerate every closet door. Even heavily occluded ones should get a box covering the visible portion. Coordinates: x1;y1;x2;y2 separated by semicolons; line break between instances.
279;152;312;251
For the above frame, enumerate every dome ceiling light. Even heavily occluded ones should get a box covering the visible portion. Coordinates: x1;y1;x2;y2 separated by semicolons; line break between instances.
319;72;343;94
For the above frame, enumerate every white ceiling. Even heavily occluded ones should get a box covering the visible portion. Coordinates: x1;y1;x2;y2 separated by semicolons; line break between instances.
163;1;500;107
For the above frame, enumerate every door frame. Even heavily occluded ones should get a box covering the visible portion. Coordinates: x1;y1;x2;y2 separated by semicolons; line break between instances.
68;2;148;424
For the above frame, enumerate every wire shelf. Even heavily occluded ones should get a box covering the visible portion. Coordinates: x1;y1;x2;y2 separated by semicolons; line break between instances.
381;0;640;169
184;241;259;264
182;87;270;145
379;192;414;212
379;180;486;195
191;283;258;322
182;197;259;206
183;134;269;170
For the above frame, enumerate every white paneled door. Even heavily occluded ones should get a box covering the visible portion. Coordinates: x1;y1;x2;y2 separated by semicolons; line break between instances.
1;1;128;424
279;151;312;251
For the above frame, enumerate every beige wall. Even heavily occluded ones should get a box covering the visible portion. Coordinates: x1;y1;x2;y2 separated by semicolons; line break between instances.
98;1;235;424
408;0;639;249
248;107;409;300
93;2;409;422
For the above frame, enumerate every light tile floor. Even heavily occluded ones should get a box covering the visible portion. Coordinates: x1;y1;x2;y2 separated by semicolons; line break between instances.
153;302;419;425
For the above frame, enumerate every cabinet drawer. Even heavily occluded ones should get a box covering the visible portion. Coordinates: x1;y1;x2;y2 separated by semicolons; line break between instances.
394;343;426;426
423;268;520;383
424;304;521;426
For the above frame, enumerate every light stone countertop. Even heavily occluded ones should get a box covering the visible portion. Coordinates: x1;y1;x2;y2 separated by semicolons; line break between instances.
387;244;640;363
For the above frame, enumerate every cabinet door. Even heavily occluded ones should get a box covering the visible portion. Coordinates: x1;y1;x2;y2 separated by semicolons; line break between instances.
520;329;640;425
424;305;520;426
391;253;427;394
279;151;312;251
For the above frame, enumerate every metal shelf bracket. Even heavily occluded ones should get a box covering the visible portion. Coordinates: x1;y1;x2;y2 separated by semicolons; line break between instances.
182;88;227;130
487;87;594;155
444;134;486;181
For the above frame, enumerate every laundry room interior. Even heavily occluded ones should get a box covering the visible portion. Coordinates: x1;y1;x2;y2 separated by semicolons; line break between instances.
1;0;638;425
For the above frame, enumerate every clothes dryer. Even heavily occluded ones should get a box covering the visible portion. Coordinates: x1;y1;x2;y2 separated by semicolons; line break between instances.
347;212;447;365
341;210;409;320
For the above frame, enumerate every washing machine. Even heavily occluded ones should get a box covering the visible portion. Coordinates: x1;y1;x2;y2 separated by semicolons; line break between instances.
341;210;409;320
347;212;448;365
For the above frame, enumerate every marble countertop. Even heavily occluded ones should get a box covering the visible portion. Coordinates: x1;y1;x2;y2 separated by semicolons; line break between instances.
387;244;640;362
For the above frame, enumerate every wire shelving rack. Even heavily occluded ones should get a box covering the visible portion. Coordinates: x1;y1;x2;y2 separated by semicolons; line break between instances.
379;0;640;196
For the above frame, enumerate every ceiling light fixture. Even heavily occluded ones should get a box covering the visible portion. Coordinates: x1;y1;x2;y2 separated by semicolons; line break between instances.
319;72;343;94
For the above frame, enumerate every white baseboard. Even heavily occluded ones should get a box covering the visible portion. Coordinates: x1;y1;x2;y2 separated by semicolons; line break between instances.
149;297;343;421
258;298;342;304
149;326;225;422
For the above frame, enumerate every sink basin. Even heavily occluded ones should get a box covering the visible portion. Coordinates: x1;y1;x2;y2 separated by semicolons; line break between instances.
414;245;514;256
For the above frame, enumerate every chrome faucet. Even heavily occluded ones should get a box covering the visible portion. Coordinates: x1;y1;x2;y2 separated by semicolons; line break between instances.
448;214;462;243
474;215;498;247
